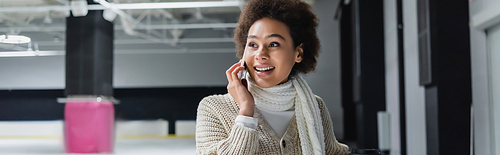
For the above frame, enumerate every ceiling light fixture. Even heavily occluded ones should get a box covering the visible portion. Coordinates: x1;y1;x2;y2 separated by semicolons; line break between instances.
0;51;64;57
44;12;53;23
0;35;31;44
92;0;242;9
71;0;89;17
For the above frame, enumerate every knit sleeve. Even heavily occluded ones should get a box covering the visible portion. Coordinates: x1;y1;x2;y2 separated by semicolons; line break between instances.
316;96;350;155
196;96;260;155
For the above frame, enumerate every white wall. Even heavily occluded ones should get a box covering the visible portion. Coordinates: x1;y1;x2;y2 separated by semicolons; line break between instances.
403;0;428;154
469;0;500;15
0;56;65;89
114;53;237;88
384;0;401;154
469;0;499;154
488;23;500;155
469;11;495;155
311;0;344;140
0;53;238;89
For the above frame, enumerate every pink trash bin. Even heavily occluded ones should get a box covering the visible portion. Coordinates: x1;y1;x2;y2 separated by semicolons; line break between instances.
64;98;115;153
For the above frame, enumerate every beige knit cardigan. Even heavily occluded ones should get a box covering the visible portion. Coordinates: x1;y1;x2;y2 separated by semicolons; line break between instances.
195;94;349;155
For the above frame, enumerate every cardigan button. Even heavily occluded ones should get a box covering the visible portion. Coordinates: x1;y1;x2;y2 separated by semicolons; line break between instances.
282;140;286;148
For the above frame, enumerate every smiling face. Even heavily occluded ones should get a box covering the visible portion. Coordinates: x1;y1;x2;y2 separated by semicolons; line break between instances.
244;17;303;88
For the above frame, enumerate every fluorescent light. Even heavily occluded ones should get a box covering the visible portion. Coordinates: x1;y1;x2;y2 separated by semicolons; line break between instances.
0;51;64;57
43;12;52;23
36;51;65;56
70;0;88;17
0;35;31;44
96;1;242;10
0;51;36;57
0;1;243;13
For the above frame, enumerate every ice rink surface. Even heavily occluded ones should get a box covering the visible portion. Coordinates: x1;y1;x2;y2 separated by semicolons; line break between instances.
0;138;196;155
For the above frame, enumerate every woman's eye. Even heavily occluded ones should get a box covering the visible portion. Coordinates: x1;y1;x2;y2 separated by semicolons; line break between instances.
269;42;280;47
247;43;257;48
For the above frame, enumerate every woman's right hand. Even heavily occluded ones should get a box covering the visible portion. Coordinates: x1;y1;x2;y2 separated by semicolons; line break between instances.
226;60;255;117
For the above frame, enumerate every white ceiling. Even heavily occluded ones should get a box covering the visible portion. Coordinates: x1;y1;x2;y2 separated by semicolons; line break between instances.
0;0;315;56
0;0;243;55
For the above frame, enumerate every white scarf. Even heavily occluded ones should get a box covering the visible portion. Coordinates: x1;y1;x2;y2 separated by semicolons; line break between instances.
247;75;325;155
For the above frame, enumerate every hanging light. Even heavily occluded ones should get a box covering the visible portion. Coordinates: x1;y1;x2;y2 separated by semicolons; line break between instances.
44;12;53;24
0;35;31;44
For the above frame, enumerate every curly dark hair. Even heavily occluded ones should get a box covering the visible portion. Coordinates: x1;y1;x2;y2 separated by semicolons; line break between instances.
234;0;320;76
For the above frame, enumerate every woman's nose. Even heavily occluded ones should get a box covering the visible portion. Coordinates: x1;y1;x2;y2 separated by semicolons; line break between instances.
255;47;269;60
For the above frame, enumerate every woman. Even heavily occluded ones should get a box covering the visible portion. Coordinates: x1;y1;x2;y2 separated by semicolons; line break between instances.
195;0;349;154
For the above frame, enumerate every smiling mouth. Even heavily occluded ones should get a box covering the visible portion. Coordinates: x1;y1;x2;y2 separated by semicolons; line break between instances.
254;66;275;72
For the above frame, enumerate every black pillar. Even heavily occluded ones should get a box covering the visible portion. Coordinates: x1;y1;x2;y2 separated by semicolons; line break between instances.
337;0;357;142
351;0;386;149
65;0;114;96
396;0;407;154
417;0;471;155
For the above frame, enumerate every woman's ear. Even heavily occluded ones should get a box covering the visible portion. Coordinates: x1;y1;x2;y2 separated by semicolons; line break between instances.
295;43;304;63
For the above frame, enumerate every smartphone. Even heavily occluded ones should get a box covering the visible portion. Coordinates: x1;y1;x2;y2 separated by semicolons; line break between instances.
238;49;247;80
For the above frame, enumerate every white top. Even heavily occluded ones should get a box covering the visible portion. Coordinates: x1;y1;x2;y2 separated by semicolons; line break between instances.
257;107;295;137
235;107;295;137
